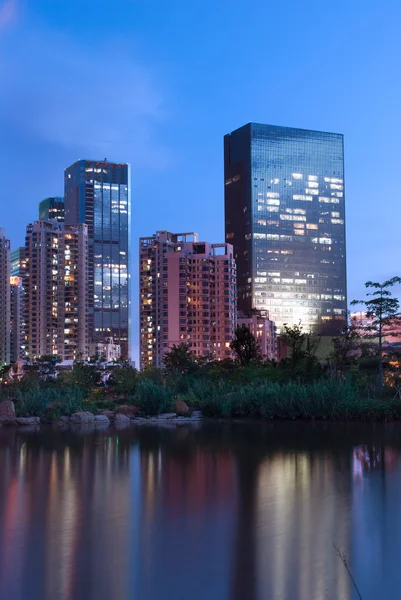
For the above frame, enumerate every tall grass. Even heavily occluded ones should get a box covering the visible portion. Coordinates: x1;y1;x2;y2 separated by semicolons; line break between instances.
178;378;399;421
15;386;85;417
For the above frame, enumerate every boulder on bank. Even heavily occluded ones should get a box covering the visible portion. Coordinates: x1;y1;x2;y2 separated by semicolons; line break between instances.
94;415;110;424
99;409;115;421
174;400;189;416
16;417;40;426
0;400;16;424
70;411;95;423
116;405;140;417
114;413;130;425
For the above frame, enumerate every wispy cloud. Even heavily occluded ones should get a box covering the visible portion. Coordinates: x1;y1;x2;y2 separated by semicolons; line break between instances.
0;0;17;33
0;23;171;168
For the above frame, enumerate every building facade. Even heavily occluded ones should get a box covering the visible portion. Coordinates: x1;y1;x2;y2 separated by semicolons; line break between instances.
0;228;10;366
11;247;26;278
10;276;23;363
140;231;237;369
39;197;65;222
23;221;88;360
237;309;277;361
89;337;121;362
64;160;131;358
224;123;347;334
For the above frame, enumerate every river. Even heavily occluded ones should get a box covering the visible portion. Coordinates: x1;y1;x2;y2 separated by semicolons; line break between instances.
0;421;400;599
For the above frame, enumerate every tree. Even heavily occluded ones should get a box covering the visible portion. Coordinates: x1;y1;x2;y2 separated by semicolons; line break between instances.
280;322;306;369
163;343;197;375
329;322;362;378
108;363;138;399
230;325;261;367
351;277;401;393
28;355;62;382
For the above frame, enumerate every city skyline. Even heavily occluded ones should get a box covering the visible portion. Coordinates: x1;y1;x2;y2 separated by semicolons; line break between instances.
1;0;401;363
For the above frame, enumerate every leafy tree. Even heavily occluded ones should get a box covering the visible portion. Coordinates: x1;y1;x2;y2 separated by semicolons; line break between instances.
230;325;261;367
108;363;138;399
28;355;62;381
163;343;198;375
351;277;401;393
329;322;362;378
280;323;307;369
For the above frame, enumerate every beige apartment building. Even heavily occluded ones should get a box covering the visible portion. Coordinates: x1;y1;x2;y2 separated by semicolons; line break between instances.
237;309;277;361
140;231;237;369
23;221;88;360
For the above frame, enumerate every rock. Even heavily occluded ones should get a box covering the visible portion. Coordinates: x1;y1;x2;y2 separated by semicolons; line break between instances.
0;400;16;424
70;411;95;423
191;411;203;420
157;413;177;420
99;409;115;421
114;413;130;426
174;400;189;416
59;416;70;424
116;405;140;416
94;415;110;424
114;413;130;423
16;417;40;426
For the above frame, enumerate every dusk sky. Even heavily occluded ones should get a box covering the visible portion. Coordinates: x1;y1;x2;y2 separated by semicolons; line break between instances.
1;0;400;360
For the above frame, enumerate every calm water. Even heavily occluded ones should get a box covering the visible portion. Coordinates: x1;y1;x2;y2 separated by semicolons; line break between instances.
1;422;401;600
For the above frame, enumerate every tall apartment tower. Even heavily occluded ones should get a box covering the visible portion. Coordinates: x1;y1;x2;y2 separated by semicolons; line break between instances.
39;197;65;222
224;123;347;335
0;228;10;366
139;231;237;369
23;221;88;360
64;160;131;358
10;276;23;363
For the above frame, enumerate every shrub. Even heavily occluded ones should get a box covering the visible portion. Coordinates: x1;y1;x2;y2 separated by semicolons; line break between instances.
135;381;171;415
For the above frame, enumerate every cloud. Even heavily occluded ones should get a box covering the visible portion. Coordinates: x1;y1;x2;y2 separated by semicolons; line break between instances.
0;25;171;168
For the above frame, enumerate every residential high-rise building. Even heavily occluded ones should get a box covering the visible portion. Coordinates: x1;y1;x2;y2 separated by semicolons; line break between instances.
23;221;88;360
0;228;10;366
64;160;130;358
39;197;65;222
237;309;277;361
10;276;23;363
224;123;347;334
139;231;237;369
11;247;26;277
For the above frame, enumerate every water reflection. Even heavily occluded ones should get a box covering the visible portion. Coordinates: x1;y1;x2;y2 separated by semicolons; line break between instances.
1;423;401;599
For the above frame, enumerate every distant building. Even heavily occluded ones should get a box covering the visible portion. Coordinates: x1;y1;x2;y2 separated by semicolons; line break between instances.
11;247;26;277
90;337;121;362
139;231;237;369
64;160;131;358
237;309;277;361
39;197;65;222
10;276;23;363
0;228;10;366
23;221;88;360
224;122;347;335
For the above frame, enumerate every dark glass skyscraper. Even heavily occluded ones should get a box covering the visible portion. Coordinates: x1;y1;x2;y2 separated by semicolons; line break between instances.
64;160;131;358
224;123;347;334
39;197;65;222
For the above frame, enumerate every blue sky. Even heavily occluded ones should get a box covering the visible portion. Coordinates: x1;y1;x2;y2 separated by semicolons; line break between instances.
1;0;401;360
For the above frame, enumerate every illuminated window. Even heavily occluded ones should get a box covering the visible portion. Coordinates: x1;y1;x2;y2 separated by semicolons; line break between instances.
292;173;303;179
293;194;312;201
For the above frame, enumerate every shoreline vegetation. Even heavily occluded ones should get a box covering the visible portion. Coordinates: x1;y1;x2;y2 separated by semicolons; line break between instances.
1;340;401;424
2;273;401;426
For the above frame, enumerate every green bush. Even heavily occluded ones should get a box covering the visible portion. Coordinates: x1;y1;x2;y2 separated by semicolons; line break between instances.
15;386;85;418
135;381;171;415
